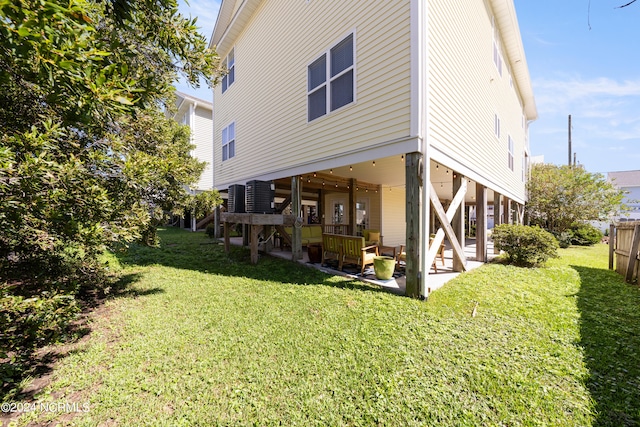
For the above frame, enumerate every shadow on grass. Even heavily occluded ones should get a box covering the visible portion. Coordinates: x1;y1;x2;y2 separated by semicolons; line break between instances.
114;227;387;295
574;265;640;427
0;272;163;403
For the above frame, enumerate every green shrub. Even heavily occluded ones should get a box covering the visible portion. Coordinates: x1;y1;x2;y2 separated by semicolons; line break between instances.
205;223;216;238
0;292;80;357
555;231;573;249
570;223;602;246
492;224;559;267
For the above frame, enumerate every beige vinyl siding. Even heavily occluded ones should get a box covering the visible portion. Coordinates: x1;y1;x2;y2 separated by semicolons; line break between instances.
381;187;406;247
192;106;214;190
213;0;411;187
428;0;528;202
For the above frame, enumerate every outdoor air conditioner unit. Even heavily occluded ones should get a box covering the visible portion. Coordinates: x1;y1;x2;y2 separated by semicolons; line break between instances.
227;184;245;213
245;180;275;214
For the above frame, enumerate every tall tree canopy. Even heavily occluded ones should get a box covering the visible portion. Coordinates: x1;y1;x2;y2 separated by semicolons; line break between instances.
0;0;221;285
526;164;626;233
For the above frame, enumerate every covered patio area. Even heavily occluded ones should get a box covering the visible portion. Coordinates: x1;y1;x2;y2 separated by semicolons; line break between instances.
226;235;495;295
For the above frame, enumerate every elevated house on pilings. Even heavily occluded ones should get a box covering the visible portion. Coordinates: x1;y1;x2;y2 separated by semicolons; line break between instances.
210;0;537;298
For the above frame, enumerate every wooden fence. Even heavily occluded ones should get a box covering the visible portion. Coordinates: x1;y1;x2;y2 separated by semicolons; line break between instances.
610;221;640;284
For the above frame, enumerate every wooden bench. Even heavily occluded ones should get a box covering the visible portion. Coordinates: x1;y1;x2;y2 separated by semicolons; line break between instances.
321;233;379;274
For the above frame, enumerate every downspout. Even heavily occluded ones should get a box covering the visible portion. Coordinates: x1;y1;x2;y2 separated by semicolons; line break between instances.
418;0;431;298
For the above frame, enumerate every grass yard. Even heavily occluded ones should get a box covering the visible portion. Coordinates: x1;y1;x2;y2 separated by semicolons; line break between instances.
5;228;640;426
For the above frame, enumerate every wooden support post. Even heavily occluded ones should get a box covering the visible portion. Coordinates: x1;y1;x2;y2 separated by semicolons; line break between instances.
493;192;502;254
476;184;487;262
503;197;511;225
609;223;615;270
349;178;357;235
318;189;324;226
214;205;221;239
242;224;249;246
224;221;230;253
405;152;422;298
291;176;303;260
453;174;466;271
250;225;261;264
625;224;640;283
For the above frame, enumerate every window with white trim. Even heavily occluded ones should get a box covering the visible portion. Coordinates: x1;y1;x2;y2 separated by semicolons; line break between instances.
222;122;235;161
308;33;354;122
494;114;501;139
221;48;235;93
508;135;514;171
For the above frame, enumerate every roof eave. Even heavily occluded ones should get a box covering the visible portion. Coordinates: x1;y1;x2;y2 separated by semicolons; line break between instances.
491;0;538;121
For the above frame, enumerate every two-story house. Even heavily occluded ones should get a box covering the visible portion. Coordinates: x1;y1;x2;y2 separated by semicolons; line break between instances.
210;0;537;297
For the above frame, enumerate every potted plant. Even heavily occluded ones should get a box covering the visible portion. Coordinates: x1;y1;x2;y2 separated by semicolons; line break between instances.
373;256;395;280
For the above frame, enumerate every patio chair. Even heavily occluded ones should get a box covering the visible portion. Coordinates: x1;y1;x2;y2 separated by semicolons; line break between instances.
363;229;382;246
396;237;445;272
340;235;379;274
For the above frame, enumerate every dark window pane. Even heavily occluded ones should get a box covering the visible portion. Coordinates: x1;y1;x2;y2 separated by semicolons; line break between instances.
330;70;353;111
308;55;326;91
331;34;353;77
222;75;228;93
228;66;235;86
229;140;235;158
308;86;326;121
222;145;228;161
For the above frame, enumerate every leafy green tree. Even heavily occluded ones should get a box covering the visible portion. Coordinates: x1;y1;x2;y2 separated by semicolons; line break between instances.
0;0;223;385
526;164;625;234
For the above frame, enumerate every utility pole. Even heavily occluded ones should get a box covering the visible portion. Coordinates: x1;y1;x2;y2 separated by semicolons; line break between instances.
568;114;572;167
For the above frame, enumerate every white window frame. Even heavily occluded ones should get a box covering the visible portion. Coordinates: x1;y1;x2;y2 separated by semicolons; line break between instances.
221;48;235;94
222;122;235;161
508;135;514;171
307;32;356;122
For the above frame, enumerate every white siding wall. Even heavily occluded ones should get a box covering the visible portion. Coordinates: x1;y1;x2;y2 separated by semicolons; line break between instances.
192;106;214;190
213;0;412;188
428;0;529;202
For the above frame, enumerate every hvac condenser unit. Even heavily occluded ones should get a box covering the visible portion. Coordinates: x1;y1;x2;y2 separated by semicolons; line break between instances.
227;184;245;213
245;180;275;214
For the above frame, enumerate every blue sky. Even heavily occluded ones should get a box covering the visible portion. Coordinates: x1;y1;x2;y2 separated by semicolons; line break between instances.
176;0;640;174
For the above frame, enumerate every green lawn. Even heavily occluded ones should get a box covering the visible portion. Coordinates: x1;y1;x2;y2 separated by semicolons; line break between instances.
9;228;640;426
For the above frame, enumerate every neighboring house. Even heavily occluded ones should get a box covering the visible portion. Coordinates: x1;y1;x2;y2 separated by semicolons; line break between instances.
170;91;214;230
608;170;640;222
172;91;214;192
210;0;536;297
